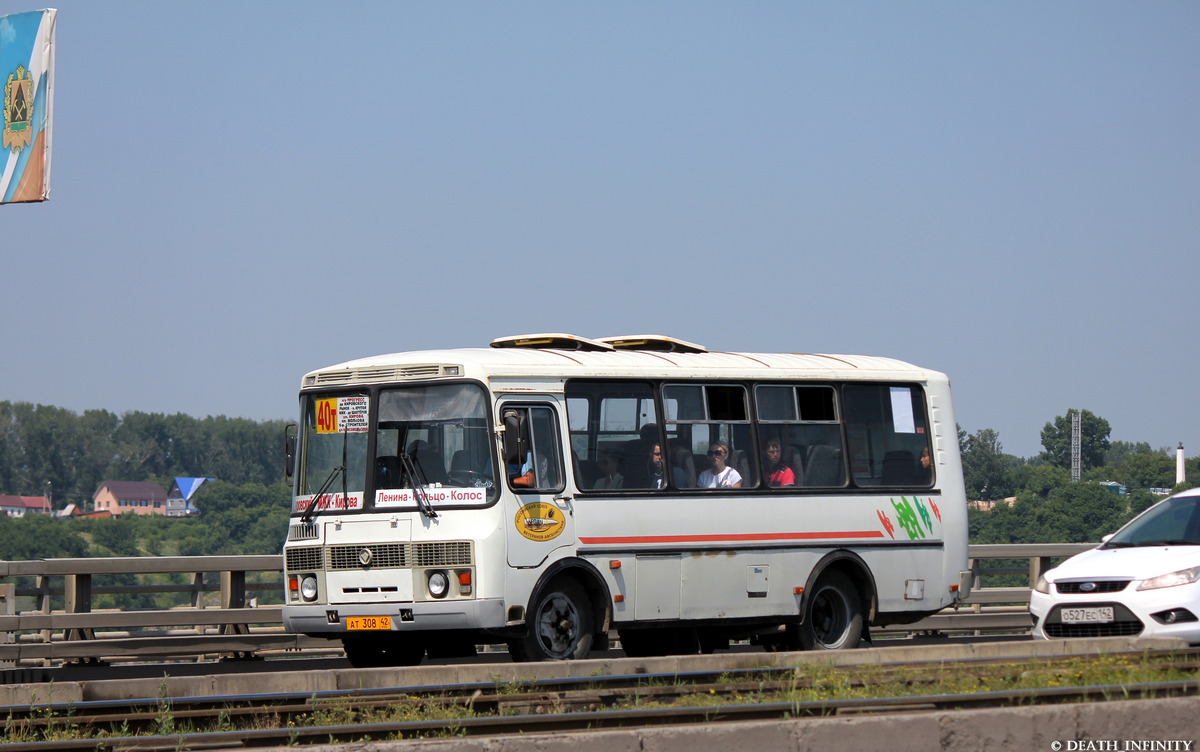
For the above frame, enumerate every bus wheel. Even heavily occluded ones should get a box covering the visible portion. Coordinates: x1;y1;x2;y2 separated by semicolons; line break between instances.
798;570;863;650
510;578;594;662
342;636;425;668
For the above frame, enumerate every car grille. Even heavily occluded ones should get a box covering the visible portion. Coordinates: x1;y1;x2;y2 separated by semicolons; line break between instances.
1044;620;1143;638
286;542;473;572
1055;580;1130;594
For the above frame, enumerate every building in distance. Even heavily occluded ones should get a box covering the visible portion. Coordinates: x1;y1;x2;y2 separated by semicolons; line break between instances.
92;481;168;516
0;495;51;517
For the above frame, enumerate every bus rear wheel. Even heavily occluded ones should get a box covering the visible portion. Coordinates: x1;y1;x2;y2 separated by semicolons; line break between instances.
798;570;863;650
342;636;425;668
509;578;594;662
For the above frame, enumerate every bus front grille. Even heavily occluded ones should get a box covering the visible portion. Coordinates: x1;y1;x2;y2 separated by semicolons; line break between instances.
413;541;473;567
304;541;474;571
288;523;319;541
328;543;408;570
286;547;324;571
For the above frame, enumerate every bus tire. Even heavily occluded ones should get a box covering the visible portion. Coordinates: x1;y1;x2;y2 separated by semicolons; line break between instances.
509;578;594;662
798;569;863;651
342;636;425;668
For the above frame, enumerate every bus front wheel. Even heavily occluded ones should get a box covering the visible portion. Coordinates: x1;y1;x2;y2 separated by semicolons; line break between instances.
509;578;594;662
798;570;863;651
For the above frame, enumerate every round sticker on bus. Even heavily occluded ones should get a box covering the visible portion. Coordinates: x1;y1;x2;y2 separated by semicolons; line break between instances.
515;502;566;542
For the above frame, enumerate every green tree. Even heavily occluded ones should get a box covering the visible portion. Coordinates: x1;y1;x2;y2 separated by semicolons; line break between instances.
1125;489;1157;518
0;515;88;559
1010;464;1070;498
960;428;1018;500
1104;440;1154;467
1119;452;1175;489
1040;409;1111;471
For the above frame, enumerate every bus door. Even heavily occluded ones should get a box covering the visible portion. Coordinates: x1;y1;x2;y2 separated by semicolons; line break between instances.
501;402;574;567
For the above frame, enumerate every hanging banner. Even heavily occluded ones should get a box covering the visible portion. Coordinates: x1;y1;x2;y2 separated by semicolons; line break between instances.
1;8;55;204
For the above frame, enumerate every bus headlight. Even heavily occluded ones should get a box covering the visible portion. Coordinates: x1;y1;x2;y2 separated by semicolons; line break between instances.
300;575;319;602
427;570;450;599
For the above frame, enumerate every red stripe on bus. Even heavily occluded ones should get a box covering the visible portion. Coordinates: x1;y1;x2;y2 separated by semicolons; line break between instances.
578;530;886;545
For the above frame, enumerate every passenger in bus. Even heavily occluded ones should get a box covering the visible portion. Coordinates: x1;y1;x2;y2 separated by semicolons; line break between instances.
648;443;688;489
916;446;933;483
698;443;743;488
762;438;796;487
593;451;624;490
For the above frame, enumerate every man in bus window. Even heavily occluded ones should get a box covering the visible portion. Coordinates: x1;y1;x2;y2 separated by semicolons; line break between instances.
763;437;796;487
698;443;743;488
648;443;681;489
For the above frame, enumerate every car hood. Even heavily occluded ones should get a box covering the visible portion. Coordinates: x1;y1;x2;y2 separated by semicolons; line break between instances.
1048;545;1200;581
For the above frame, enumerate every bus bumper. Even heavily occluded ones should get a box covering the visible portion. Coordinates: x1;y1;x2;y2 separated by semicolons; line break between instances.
283;598;507;636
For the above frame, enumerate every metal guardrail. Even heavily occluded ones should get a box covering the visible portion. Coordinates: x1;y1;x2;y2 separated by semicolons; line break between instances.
875;542;1095;635
0;544;1096;666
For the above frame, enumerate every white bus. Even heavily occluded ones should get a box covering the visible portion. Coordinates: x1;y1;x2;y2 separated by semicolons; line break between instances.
282;334;972;666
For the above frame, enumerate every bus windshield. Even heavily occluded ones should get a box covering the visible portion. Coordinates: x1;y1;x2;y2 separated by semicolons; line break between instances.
296;393;370;515
372;383;497;507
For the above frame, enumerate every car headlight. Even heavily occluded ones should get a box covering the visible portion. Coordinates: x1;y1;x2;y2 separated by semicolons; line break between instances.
1034;574;1050;594
1137;565;1200;591
300;574;319;601
427;570;450;599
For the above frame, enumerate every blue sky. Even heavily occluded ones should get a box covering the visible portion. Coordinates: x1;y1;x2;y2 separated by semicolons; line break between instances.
2;2;1196;459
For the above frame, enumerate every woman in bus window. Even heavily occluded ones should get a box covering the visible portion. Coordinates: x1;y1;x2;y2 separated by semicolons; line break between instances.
698;443;743;488
593;451;625;490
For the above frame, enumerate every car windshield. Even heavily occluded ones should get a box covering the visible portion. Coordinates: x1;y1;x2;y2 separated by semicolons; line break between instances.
1101;495;1200;548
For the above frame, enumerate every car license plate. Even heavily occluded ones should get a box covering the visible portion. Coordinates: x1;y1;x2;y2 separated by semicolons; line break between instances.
345;616;391;630
1060;606;1114;624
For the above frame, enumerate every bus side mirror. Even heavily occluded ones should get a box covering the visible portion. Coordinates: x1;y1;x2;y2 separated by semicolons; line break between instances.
284;423;297;480
502;410;525;467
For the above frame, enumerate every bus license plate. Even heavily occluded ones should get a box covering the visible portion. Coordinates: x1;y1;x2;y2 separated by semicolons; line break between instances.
1060;606;1114;624
346;616;392;630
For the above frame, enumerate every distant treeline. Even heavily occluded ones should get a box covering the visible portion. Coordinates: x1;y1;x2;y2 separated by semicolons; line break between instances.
0;401;289;504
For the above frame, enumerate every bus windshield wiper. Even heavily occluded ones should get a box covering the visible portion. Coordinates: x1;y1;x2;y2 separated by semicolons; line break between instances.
399;452;439;519
301;464;345;524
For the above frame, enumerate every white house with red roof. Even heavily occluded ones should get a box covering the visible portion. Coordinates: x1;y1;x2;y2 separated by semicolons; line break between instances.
0;495;52;517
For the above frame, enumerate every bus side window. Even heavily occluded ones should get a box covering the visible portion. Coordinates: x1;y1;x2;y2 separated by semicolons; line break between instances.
843;384;932;487
504;405;565;493
565;381;660;492
755;385;846;489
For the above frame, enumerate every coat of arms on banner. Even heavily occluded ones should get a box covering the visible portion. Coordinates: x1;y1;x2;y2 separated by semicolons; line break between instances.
3;64;34;152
